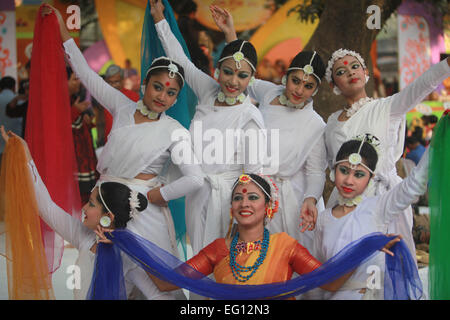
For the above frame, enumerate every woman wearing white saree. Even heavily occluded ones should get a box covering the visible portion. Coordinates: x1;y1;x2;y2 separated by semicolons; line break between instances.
210;5;327;252
151;0;266;255
324;48;450;258
44;5;204;299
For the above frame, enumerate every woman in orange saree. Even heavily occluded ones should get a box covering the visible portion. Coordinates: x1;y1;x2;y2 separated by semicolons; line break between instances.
130;173;400;298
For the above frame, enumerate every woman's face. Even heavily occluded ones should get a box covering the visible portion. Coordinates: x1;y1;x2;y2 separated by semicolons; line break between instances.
231;181;268;228
217;58;253;99
331;55;368;96
334;161;371;200
82;188;107;230
143;71;180;113
285;69;319;105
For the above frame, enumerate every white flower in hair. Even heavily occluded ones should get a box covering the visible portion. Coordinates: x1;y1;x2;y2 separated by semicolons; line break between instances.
167;62;179;78
129;190;140;219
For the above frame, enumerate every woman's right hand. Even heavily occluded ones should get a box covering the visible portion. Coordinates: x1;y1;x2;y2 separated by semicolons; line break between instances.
41;3;71;42
210;5;237;42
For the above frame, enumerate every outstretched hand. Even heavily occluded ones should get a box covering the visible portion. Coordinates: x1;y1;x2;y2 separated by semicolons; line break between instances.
210;5;237;42
1;125;31;161
41;3;71;42
380;234;402;257
149;0;165;23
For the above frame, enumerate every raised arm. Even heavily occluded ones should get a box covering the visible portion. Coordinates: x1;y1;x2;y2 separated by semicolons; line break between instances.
42;4;133;118
1;127;85;249
390;58;450;117
151;0;217;101
377;148;429;224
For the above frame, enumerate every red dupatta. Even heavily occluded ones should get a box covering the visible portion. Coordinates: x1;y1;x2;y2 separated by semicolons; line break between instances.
25;5;81;273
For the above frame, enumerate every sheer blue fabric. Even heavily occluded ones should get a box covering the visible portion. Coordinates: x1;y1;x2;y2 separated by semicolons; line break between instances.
140;0;195;255
86;242;126;300
88;230;422;300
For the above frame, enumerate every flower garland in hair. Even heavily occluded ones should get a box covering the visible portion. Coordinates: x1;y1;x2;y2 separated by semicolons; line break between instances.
325;48;370;95
128;190;140;219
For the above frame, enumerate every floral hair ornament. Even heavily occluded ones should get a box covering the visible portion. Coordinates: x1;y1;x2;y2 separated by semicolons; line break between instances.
287;51;322;85
218;41;256;72
128;190;140;220
325;48;370;95
145;57;185;86
334;133;380;174
232;174;279;219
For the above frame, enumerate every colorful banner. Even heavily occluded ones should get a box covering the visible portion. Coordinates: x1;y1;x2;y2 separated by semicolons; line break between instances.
94;0;145;72
0;9;17;80
397;14;431;90
250;0;318;64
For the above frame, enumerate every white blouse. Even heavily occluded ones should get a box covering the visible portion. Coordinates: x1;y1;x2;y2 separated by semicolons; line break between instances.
315;149;429;299
63;38;204;201
247;79;327;200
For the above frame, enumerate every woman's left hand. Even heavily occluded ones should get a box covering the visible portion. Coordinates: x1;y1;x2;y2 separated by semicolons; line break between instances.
147;186;168;207
299;197;318;232
149;0;165;23
380;234;402;256
95;225;113;244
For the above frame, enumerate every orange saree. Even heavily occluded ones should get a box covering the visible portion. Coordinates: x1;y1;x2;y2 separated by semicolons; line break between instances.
187;232;321;296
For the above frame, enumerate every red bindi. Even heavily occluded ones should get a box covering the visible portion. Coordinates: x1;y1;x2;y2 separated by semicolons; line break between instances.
165;81;171;87
343;60;348;65
242;188;247;193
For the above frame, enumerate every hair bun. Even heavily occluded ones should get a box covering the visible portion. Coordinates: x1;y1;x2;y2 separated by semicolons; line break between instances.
136;192;148;212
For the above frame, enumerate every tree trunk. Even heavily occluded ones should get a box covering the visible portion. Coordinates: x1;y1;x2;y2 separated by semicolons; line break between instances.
304;0;402;119
302;0;402;202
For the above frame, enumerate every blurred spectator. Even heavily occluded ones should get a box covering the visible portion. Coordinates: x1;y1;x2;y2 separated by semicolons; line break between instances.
423;114;438;144
123;58;138;78
256;58;276;82
405;135;426;165
104;64;140;101
0;76;23;159
273;59;287;84
6;79;29;137
67;66;98;205
177;0;211;75
123;58;140;94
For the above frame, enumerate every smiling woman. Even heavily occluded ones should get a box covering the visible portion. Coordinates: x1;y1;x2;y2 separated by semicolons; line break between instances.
211;5;328;253
149;0;267;257
314;134;431;299
39;3;205;300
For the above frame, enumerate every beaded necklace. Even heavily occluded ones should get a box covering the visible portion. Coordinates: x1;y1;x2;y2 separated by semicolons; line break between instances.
229;228;270;282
